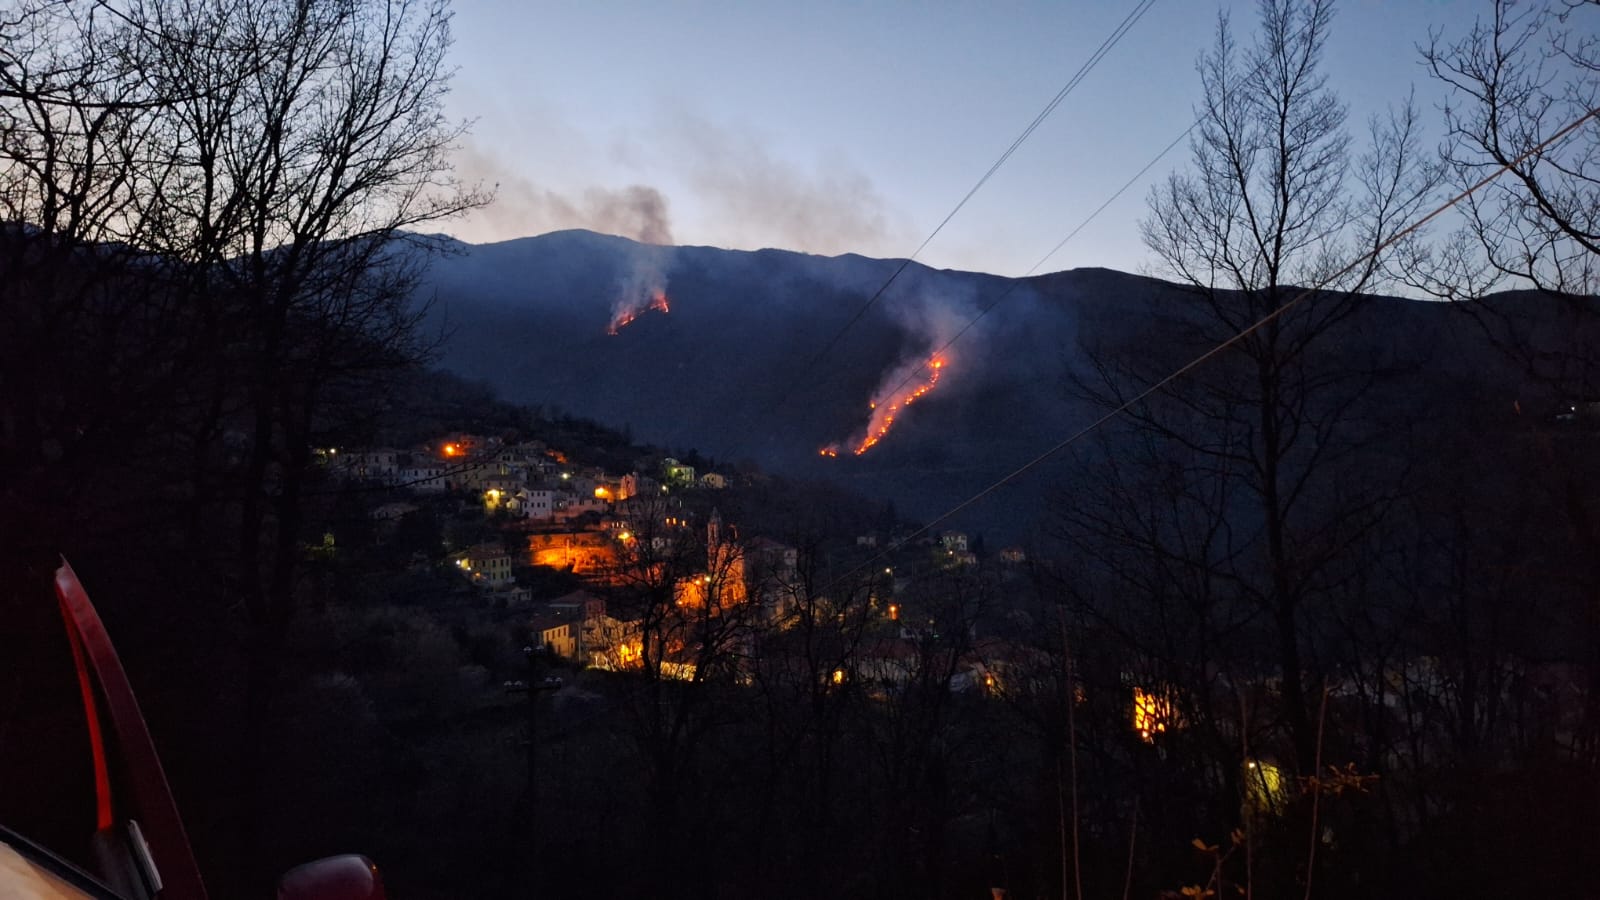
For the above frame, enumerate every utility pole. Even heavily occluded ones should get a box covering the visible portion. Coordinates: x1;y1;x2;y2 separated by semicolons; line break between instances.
505;643;562;881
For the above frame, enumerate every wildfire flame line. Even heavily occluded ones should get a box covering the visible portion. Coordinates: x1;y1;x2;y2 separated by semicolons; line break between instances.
608;291;670;335
820;357;946;457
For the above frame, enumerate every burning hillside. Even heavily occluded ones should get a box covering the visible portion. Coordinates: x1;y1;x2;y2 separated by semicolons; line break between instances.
608;290;670;334
821;356;947;457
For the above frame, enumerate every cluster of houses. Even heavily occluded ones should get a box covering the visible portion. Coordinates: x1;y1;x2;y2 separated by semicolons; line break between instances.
325;434;1594;760
521;506;813;677
330;434;1070;707
329;434;811;669
328;435;723;522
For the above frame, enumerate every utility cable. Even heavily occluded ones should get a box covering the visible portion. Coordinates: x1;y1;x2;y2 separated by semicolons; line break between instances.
861;14;1336;419
764;0;1159;415
825;102;1600;591
863;123;1193;418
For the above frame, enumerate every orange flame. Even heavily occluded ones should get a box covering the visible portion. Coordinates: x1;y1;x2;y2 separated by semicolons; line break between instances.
608;291;671;335
820;357;947;457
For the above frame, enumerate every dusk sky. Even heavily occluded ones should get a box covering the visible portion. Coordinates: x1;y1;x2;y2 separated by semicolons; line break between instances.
444;0;1475;278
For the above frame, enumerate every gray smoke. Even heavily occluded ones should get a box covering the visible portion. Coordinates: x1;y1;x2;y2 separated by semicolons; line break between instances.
453;143;674;245
652;111;898;257
578;184;674;245
821;279;984;453
609;242;672;333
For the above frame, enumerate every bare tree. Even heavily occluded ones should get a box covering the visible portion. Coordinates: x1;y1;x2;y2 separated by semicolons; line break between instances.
1419;0;1600;763
1424;0;1600;295
1129;0;1438;774
596;503;765;899
0;0;486;886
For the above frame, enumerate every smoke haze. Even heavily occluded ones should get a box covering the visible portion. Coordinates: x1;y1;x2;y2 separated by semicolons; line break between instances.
822;284;981;454
645;111;900;258
449;111;904;260
452;143;674;245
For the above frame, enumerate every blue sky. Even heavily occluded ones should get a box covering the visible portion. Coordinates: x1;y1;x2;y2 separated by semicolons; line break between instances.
443;0;1477;277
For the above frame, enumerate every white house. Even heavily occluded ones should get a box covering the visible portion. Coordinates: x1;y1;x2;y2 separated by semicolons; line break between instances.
397;463;449;493
512;488;557;522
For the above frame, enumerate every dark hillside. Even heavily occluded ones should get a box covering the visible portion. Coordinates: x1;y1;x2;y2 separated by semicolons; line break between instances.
417;231;1561;541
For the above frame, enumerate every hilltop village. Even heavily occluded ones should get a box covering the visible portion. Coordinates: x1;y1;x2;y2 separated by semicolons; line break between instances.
324;431;1036;693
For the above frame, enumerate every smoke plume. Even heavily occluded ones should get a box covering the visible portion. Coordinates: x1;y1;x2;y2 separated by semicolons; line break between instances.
608;242;672;334
822;285;978;455
452;143;674;245
649;111;898;257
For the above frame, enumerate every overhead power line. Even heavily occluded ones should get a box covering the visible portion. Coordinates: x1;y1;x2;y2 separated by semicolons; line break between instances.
865;15;1336;416
867;124;1193;410
827;101;1600;590
768;0;1159;410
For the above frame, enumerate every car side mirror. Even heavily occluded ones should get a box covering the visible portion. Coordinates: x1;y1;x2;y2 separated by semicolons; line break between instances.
277;854;385;900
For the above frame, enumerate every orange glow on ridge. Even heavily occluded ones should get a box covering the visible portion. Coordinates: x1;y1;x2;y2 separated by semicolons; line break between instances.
607;291;671;335
820;356;947;457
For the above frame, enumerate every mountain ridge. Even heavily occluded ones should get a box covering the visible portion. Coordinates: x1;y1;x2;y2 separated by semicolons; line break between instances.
414;229;1558;540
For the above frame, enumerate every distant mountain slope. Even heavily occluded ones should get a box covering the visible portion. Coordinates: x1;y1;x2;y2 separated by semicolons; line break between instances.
413;230;1550;541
